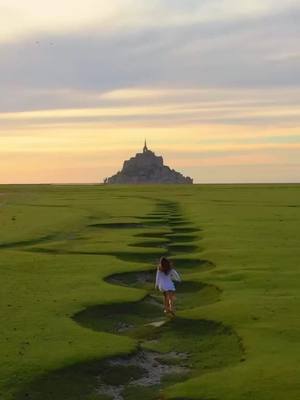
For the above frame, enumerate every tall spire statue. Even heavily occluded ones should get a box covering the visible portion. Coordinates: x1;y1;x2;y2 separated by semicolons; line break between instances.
143;139;148;153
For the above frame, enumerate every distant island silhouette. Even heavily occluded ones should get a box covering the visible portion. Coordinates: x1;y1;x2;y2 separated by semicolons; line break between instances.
104;141;193;184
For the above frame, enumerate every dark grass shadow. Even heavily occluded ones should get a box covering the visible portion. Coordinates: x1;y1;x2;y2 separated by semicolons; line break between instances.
130;240;169;249
142;220;172;226
0;234;61;249
111;251;166;264
134;231;172;239
164;234;199;242
167;244;198;253
24;248;166;264
14;357;147;400
167;221;192;227
17;203;70;208
137;216;169;220
169;258;215;271
170;227;201;234
89;223;147;229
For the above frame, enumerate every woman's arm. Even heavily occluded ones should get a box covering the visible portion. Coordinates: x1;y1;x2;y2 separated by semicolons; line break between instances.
155;269;159;289
171;269;181;282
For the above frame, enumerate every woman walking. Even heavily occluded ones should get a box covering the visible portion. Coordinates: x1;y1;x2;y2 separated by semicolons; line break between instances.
155;257;181;316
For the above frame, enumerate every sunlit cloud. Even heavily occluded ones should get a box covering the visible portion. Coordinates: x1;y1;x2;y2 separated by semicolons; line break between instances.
2;0;299;43
0;1;129;41
0;87;300;126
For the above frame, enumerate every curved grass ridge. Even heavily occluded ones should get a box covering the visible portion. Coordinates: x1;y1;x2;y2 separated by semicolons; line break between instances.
15;200;244;400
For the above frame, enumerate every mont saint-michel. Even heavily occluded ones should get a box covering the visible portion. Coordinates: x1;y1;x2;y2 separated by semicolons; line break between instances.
104;141;193;184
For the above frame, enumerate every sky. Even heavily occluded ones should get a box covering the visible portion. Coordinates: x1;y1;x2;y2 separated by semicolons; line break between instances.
0;0;299;183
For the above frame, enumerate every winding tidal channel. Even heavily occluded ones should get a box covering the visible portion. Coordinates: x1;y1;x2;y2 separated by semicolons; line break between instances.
17;200;244;400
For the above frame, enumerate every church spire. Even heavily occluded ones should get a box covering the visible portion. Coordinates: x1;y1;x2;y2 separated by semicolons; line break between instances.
143;139;148;153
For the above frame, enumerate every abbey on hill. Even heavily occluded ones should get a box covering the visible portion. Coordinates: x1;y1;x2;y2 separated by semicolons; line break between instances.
104;141;193;184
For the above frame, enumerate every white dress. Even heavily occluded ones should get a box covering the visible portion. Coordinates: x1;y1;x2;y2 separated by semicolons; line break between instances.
155;268;181;292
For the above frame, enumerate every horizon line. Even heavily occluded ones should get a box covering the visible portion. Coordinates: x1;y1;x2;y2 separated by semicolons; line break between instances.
1;181;300;186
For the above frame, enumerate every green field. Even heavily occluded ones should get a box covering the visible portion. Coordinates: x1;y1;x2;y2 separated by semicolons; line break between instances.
0;184;300;400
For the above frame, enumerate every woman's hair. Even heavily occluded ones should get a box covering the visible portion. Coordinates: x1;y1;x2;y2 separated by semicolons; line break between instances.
159;257;172;275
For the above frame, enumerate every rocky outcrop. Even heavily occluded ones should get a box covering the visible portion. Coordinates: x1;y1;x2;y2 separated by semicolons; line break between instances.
104;142;193;184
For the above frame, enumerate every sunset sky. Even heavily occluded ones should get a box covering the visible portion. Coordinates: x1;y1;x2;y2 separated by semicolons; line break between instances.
1;0;299;183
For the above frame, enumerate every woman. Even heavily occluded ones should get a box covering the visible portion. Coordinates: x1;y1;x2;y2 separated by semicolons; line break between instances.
155;257;181;316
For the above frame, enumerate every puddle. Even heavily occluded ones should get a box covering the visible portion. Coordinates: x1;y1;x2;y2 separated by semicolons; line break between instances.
97;350;189;400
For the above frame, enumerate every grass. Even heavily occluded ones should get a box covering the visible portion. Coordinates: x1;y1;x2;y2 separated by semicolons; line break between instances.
0;183;300;400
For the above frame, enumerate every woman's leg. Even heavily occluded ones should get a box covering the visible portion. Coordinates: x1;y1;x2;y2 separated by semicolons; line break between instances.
165;291;175;314
163;292;169;312
169;291;176;314
163;292;176;315
167;292;172;312
170;292;176;313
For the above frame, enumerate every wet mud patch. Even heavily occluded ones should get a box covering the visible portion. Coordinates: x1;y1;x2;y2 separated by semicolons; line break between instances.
73;296;163;336
15;350;189;400
143;318;243;373
97;350;189;400
105;270;155;289
73;303;242;376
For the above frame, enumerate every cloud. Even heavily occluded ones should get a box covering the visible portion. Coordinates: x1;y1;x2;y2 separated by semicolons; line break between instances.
2;1;297;41
0;87;300;128
0;1;130;41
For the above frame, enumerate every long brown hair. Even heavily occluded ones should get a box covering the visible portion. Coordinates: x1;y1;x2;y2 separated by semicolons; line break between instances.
159;257;172;275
